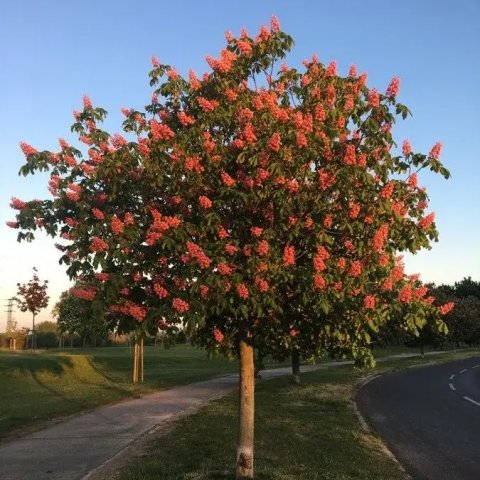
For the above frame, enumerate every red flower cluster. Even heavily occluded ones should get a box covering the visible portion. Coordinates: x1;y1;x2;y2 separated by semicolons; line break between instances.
184;156;204;173
318;169;336;190
402;140;412;156
199;195;213;209
92;208;104;220
225;243;238;255
172;298;189;313
111;301;147;321
90;237;109;253
95;272;110;282
255;277;269;292
257;240;269;256
283;245;295;266
149;119;175;140
386;77;400;97
197;97;219;112
111;215;124;234
429;142;442;160
187;241;211;269
364;295;376;309
10;197;26;210
20;142;38;156
145;209;182;245
236;283;249;299
418;212;435;230
221;171;236;187
268;133;281;152
380;182;394;199
313;274;326;290
70;288;96;301
200;285;210;299
407;173;418;189
217;262;233;275
368;89;380;107
439;302;454;315
373;224;389;252
398;284;413;303
153;283;169;298
213;328;224;343
66;183;81;202
349;203;361;219
177;111;195;126
349;260;362;277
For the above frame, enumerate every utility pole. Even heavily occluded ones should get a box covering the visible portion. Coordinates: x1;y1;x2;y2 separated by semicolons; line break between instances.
4;297;16;332
4;297;17;350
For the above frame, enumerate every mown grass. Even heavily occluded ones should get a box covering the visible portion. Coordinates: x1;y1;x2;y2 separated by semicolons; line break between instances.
117;350;480;480
0;345;239;439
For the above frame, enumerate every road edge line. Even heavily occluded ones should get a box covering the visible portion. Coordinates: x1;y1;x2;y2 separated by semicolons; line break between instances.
354;373;412;480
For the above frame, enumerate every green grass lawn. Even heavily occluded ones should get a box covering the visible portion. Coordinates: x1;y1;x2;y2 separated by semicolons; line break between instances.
0;344;239;439
0;342;463;441
118;350;480;480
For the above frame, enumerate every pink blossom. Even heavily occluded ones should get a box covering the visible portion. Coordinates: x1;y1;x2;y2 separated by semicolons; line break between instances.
83;95;92;109
199;195;213;209
213;328;224;342
386;76;400;97
172;298;189;313
19;142;38;156
270;15;280;32
283;245;295;266
364;295;376;309
439;302;454;315
429;142;442;160
10;197;26;210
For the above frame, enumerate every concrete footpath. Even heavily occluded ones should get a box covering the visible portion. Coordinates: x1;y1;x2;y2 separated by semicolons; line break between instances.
0;353;438;480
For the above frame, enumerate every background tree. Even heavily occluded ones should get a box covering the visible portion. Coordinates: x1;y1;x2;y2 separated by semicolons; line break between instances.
15;268;49;351
34;321;59;349
9;17;453;479
54;289;110;348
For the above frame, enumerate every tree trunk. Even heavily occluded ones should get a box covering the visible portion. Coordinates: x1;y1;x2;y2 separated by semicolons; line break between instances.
291;349;301;385
133;341;138;384
140;338;144;383
420;343;425;358
235;337;255;479
32;314;36;351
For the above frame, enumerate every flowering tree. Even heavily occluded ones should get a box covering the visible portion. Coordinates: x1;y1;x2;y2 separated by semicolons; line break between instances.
8;17;453;478
15;268;49;350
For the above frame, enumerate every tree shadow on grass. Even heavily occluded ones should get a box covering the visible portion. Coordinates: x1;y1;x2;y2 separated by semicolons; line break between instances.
0;352;74;376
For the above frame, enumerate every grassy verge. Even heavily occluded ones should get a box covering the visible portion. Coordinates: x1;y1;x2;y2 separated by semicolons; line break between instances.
0;345;238;438
117;350;480;480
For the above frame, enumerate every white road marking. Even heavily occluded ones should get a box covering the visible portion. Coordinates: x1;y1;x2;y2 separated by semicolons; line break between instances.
463;396;480;407
473;365;480;369
449;383;456;391
449;374;455;380
459;369;468;374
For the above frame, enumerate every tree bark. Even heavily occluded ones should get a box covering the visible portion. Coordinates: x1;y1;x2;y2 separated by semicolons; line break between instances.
140;338;144;383
32;313;36;351
133;341;138;384
291;349;301;385
235;337;255;479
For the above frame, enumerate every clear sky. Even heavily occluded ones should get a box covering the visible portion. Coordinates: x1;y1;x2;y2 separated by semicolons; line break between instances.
1;0;479;330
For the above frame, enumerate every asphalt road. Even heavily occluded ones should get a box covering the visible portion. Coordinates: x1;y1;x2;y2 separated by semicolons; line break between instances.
357;356;480;480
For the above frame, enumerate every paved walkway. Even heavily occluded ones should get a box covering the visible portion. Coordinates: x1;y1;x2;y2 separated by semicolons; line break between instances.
0;352;442;480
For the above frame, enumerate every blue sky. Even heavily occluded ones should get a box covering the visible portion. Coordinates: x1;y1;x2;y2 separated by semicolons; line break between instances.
1;0;479;329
